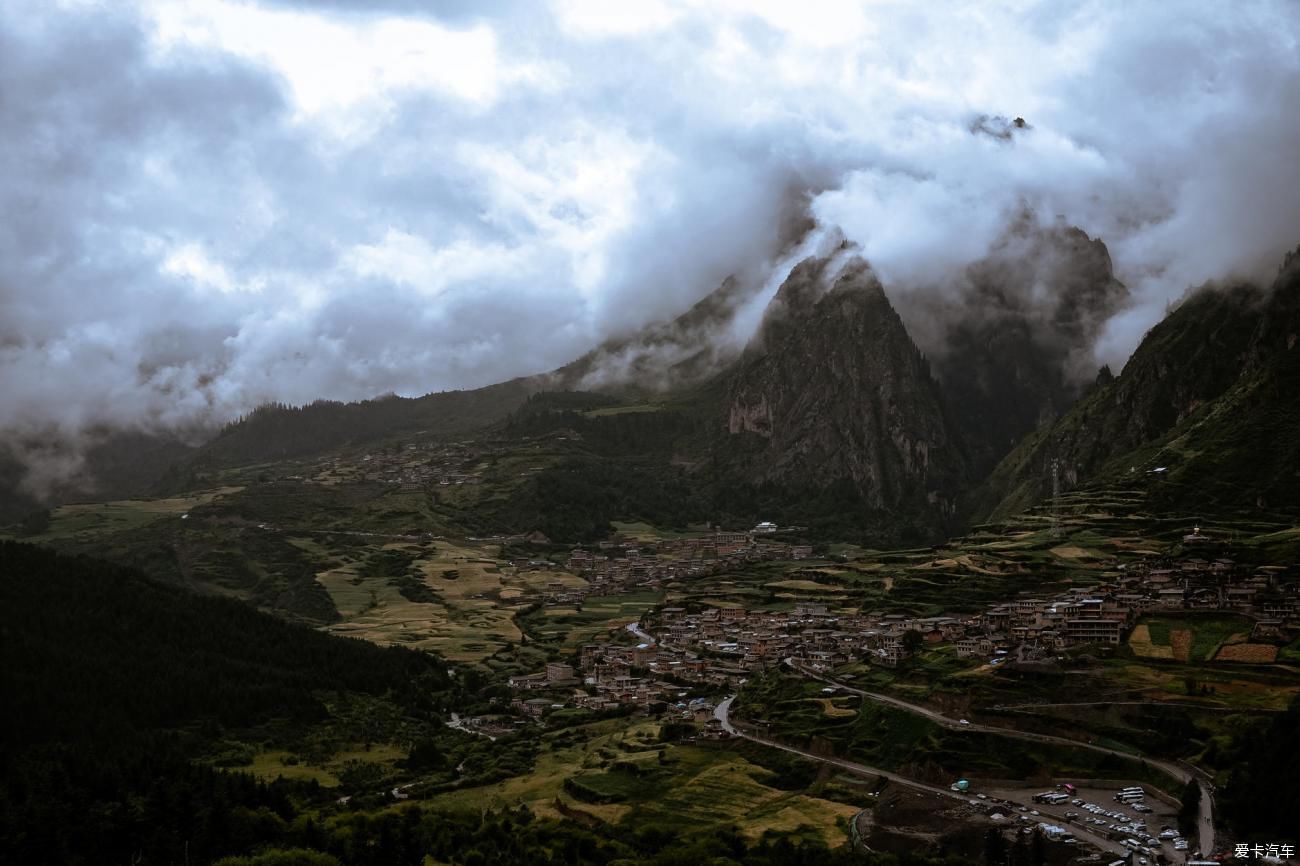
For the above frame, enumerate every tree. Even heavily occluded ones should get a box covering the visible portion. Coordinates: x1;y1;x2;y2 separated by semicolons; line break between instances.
1178;779;1201;839
902;629;925;656
1030;827;1046;866
658;722;695;743
404;738;444;771
1009;830;1030;866
983;828;1007;864
18;508;50;536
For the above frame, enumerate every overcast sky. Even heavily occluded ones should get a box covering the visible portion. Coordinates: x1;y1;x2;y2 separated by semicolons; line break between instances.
3;0;1299;475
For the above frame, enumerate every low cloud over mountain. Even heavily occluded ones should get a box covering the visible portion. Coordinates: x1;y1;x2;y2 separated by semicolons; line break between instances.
3;0;1299;494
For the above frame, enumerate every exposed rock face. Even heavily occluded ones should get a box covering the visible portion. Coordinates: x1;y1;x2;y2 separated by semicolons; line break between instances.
927;222;1129;476
718;254;967;521
978;247;1300;519
727;393;772;436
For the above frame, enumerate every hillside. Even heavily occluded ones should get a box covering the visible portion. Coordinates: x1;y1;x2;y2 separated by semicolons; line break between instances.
0;540;462;863
930;223;1128;477
978;250;1300;520
0;430;196;525
0;541;453;748
169;378;541;486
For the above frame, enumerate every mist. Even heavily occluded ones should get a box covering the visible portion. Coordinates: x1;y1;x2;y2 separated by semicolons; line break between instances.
3;0;1299;495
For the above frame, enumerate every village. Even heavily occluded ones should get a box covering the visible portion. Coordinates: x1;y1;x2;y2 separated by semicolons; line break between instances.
491;523;1300;728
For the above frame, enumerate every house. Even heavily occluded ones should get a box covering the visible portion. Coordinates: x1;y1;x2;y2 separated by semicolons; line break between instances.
512;698;553;718
508;672;549;690
546;662;578;684
1065;618;1123;645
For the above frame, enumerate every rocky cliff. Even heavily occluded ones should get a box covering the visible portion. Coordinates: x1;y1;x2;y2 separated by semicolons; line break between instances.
928;222;1129;476
978;247;1300;519
716;254;967;530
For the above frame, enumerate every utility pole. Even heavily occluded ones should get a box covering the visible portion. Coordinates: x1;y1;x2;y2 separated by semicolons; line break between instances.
1051;457;1064;539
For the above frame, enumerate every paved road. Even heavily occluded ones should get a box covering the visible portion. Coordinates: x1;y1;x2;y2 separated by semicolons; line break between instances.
995;699;1281;715
786;660;1216;855
713;697;1128;858
625;621;656;645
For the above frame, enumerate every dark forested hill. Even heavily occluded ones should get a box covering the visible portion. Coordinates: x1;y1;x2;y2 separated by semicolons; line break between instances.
0;540;451;749
0;541;455;864
172;379;540;484
977;250;1300;520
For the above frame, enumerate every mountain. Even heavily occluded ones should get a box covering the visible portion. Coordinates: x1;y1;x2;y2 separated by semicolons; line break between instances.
8;230;1295;544
162;274;763;486
0;430;196;525
978;248;1300;520
715;253;967;538
170;378;541;482
928;222;1128;476
552;274;757;393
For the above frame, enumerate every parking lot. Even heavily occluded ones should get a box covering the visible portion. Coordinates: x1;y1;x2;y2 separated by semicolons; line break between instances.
977;783;1192;863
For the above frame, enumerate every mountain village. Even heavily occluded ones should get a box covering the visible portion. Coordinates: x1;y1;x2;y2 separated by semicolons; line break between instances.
490;525;1300;723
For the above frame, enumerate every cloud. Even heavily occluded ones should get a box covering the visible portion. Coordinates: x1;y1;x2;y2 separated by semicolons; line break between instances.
2;0;1299;495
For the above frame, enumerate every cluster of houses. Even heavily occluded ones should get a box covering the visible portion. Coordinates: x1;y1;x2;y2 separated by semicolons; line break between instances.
961;547;1298;655
493;527;1299;722
937;548;1298;663
298;440;493;490
505;648;720;717
501;602;938;721
1118;549;1299;621
560;533;814;592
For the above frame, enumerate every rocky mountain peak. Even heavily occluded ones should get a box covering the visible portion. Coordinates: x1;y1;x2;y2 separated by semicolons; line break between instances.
717;254;966;536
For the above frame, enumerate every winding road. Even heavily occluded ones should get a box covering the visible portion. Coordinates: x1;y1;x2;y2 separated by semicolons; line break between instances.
784;659;1216;856
713;696;1130;858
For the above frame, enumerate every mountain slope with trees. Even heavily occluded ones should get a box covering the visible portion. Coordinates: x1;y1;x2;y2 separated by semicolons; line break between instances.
977;249;1300;520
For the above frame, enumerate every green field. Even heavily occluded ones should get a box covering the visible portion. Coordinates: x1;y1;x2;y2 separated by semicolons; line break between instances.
426;717;857;845
248;743;408;787
735;672;1184;795
7;487;243;541
522;589;664;648
1129;614;1255;662
583;404;667;418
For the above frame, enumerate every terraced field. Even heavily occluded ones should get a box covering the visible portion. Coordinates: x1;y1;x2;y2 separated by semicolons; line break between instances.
1131;614;1255;663
425;718;856;844
526;589;664;648
1128;624;1174;659
18;487;244;541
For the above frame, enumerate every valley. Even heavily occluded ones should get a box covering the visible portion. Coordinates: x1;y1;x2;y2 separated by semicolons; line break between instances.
4;224;1299;866
6;439;1298;863
7;6;1300;864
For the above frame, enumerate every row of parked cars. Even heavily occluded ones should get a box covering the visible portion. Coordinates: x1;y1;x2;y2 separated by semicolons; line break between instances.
1061;790;1189;857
